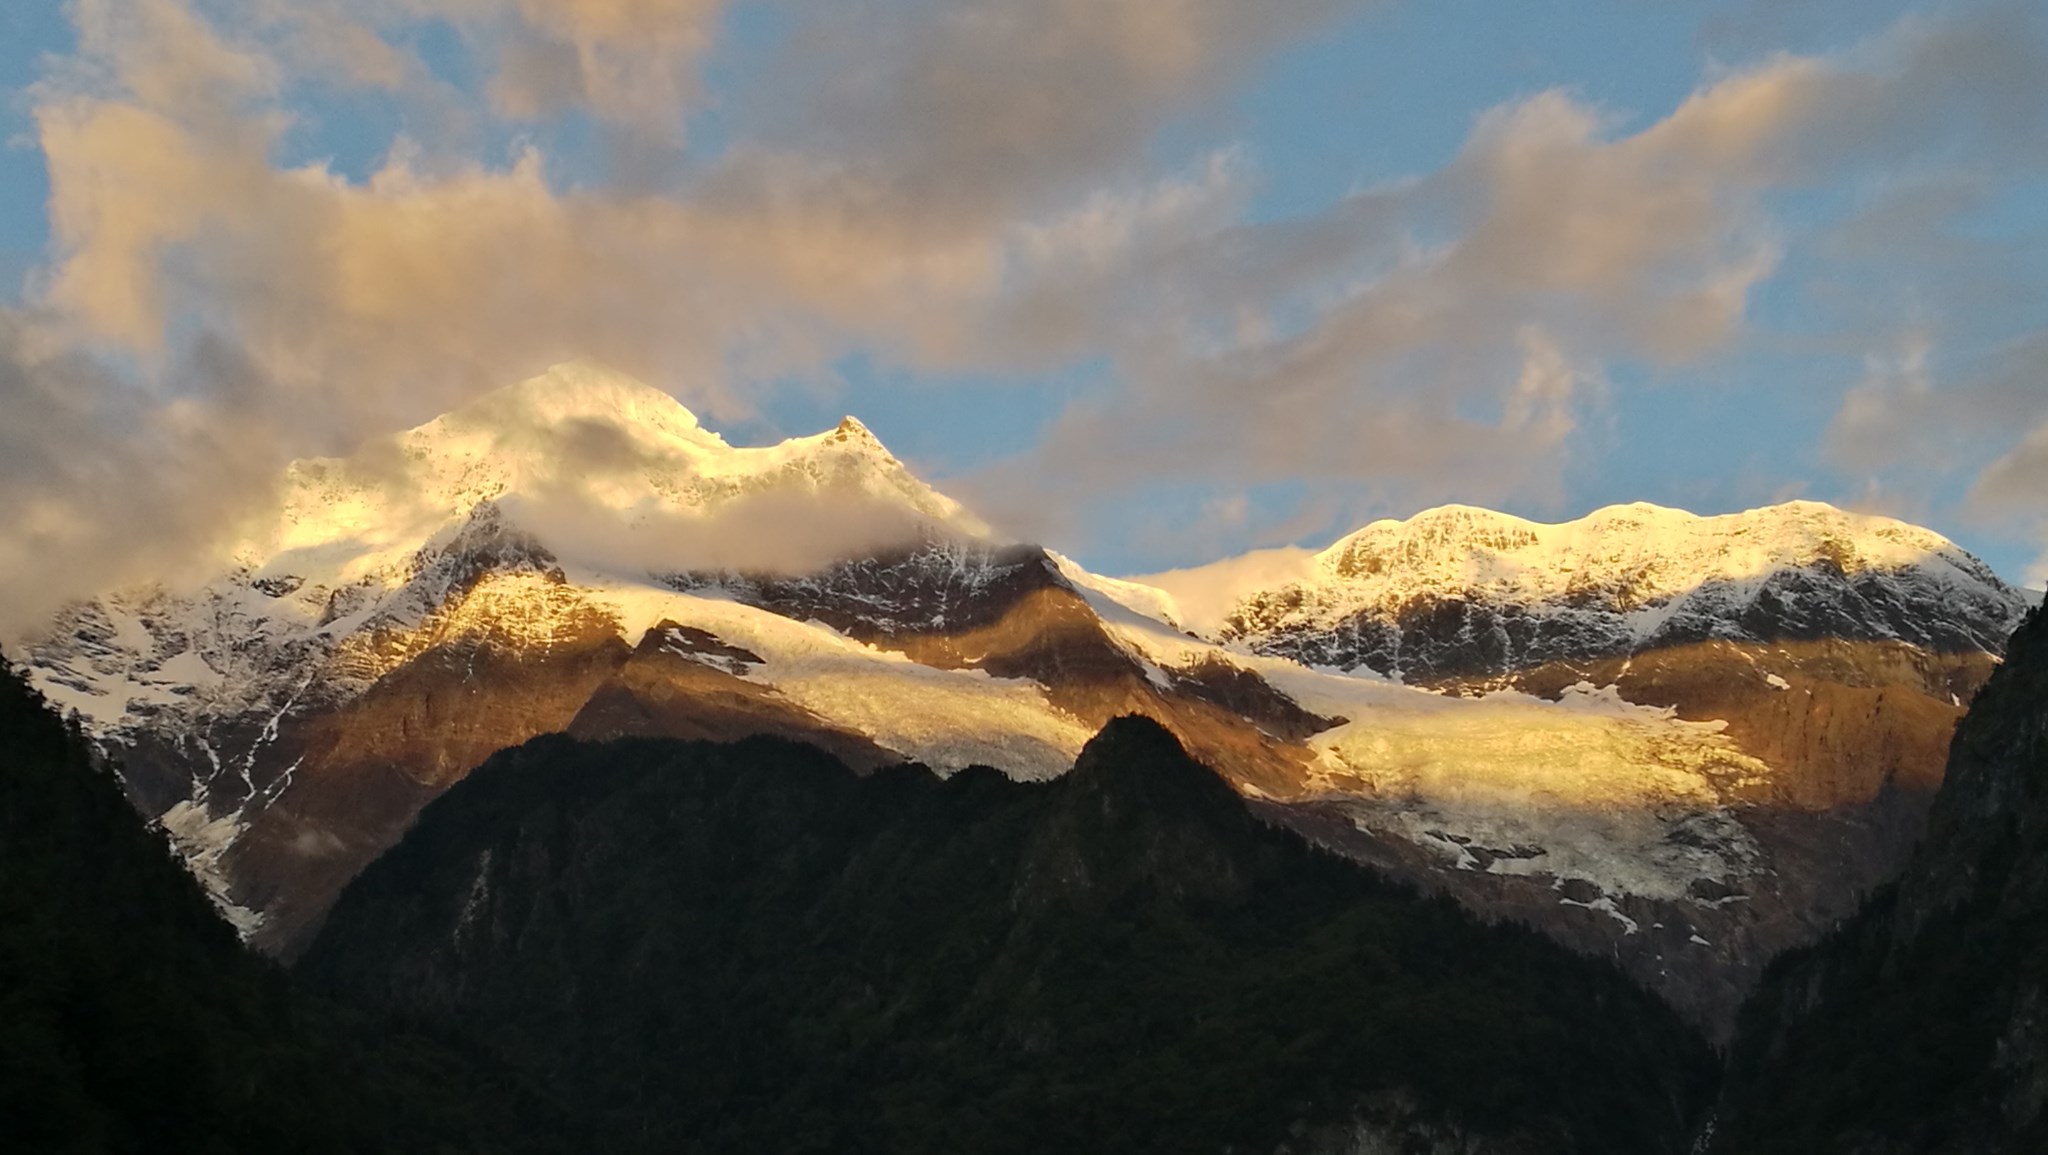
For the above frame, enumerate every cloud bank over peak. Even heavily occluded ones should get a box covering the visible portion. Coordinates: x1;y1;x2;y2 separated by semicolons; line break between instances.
1;0;2046;624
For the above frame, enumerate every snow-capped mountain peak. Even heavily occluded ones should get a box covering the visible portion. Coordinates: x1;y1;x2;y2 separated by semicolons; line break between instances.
1311;499;1993;598
1122;498;2029;679
236;362;985;591
441;358;731;450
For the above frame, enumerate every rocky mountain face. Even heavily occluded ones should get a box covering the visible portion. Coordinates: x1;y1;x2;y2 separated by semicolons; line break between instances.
14;362;2031;1038
301;716;1717;1155
1709;601;2048;1153
1126;502;2031;1036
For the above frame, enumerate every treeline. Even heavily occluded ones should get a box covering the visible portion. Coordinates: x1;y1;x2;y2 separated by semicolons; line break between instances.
303;717;1716;1154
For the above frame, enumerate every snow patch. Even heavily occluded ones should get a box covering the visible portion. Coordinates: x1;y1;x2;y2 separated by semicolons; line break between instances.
581;575;1092;778
1559;893;1641;935
1057;555;1772;904
158;799;263;937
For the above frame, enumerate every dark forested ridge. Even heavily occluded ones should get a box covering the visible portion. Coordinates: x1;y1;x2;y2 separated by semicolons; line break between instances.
30;586;2048;1151
303;716;1716;1154
1714;601;2048;1153
0;656;559;1153
116;608;2048;1154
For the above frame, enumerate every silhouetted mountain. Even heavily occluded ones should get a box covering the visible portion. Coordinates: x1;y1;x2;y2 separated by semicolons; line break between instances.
1712;600;2048;1152
303;716;1716;1154
0;654;558;1153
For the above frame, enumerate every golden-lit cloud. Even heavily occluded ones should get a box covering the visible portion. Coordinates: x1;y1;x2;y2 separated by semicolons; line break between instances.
1;0;1342;626
0;309;288;633
1971;420;2048;587
32;0;1324;435
5;0;2048;629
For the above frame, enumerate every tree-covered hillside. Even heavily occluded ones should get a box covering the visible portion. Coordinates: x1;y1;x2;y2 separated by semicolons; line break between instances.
0;656;558;1153
305;716;1717;1154
1714;602;2048;1153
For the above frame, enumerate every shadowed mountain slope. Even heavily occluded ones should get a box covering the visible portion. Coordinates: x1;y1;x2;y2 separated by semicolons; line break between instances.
0;655;561;1153
303;717;1716;1155
1712;601;2048;1152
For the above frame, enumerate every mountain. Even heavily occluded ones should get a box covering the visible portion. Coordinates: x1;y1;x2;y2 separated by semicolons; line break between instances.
1135;501;2018;677
301;715;1717;1154
1119;501;2032;1035
14;361;2030;1037
0;653;561;1152
19;361;1036;952
1710;599;2048;1152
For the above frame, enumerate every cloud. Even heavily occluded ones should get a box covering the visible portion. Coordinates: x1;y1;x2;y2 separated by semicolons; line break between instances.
744;0;1356;230
0;310;286;635
1958;339;2048;586
218;0;730;134
1971;421;2048;515
965;3;2048;553
4;0;1352;625
7;0;2048;627
961;67;1792;532
35;113;1252;439
1971;424;2048;588
30;5;1204;417
1795;5;2048;572
445;0;728;134
1830;324;2048;538
506;484;938;578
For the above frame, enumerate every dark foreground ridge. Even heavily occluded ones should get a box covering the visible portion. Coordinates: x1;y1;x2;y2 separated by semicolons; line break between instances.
1713;599;2048;1153
0;656;557;1153
303;714;1715;1154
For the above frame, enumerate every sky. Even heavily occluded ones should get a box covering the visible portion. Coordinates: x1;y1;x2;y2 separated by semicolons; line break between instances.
0;0;2045;630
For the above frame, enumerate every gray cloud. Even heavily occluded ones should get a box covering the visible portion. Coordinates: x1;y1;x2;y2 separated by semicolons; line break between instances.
3;0;1359;625
7;0;2048;628
1806;8;2048;577
1970;418;2048;587
0;311;291;634
1971;420;2048;515
736;0;1357;230
961;3;2048;552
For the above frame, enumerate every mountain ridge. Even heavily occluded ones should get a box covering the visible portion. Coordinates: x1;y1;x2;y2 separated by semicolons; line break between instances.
12;360;2031;1037
1122;499;2025;682
302;714;1717;1154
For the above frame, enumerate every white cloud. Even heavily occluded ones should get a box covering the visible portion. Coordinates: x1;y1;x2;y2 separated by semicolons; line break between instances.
7;0;2048;624
970;5;2048;555
1;0;1359;624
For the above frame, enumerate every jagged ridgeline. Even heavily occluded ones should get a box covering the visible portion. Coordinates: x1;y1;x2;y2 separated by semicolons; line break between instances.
0;656;559;1153
22;363;2030;1040
1712;600;2048;1154
302;717;1716;1154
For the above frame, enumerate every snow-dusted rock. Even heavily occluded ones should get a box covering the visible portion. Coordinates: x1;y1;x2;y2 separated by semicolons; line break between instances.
1129;502;2028;681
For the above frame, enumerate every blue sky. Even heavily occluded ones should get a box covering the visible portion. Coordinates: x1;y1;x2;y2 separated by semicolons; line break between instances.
1;0;2045;597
